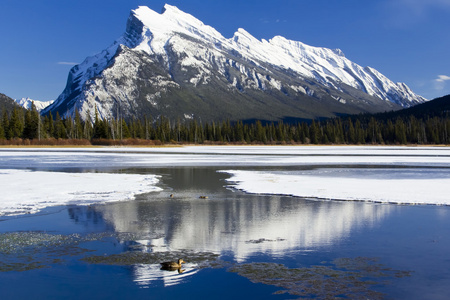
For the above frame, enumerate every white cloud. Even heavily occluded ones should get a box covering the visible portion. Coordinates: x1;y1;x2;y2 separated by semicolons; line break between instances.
435;75;450;83
57;62;78;66
434;75;450;91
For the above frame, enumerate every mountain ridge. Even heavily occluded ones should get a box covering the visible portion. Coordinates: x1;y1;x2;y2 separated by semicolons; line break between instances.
43;4;426;122
0;93;21;115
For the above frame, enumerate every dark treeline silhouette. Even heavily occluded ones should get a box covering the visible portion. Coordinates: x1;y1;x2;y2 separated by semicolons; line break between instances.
1;102;449;145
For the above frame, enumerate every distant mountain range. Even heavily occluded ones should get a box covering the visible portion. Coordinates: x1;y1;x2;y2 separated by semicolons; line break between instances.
41;4;426;122
0;95;53;116
14;98;54;112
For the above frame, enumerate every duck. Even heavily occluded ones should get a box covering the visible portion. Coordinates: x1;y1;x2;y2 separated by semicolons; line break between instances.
160;258;185;270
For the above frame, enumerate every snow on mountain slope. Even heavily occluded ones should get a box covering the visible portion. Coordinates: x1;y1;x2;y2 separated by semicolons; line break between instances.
128;5;425;104
43;4;426;121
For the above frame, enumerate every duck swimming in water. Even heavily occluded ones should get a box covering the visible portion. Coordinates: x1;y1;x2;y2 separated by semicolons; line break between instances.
160;258;185;270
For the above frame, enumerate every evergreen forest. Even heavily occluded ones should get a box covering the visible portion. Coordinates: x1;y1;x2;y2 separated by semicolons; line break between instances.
1;97;449;146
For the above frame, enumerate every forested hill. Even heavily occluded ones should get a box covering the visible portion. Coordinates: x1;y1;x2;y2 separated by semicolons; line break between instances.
342;94;450;144
371;94;450;120
0;93;20;115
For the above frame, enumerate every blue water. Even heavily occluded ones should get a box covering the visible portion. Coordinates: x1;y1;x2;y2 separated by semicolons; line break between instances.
1;166;450;299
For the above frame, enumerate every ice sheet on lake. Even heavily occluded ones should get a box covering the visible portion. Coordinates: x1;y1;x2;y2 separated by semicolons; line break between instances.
2;146;450;168
1;146;450;216
222;169;450;205
0;170;161;216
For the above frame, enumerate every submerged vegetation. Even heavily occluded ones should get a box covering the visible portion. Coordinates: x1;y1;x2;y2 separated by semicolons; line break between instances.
0;231;411;298
230;258;412;299
82;250;222;268
1;98;449;145
0;231;223;272
0;232;91;271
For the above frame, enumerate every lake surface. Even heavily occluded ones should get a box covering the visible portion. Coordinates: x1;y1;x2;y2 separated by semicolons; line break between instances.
1;147;450;299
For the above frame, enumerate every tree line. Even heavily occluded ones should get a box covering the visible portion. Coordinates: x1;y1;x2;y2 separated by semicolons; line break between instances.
1;104;449;145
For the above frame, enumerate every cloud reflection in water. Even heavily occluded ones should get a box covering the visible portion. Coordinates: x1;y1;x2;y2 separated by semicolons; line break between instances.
133;264;199;288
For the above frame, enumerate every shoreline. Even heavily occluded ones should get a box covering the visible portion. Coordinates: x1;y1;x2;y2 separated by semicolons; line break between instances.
1;143;450;149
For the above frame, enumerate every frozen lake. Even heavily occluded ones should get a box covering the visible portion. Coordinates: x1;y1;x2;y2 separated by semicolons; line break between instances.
1;146;450;299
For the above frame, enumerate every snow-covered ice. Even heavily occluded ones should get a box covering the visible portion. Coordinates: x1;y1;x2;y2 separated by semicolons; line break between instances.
221;169;450;206
2;146;450;168
0;169;161;216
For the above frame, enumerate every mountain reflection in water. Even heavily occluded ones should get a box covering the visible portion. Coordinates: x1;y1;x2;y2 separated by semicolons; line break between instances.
70;167;392;287
99;194;391;261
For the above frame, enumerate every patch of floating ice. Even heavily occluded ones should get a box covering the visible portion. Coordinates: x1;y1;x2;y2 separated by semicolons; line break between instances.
0;170;161;216
222;169;450;206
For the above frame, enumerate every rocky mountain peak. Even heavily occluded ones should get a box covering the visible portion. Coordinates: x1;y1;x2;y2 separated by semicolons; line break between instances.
43;4;426;123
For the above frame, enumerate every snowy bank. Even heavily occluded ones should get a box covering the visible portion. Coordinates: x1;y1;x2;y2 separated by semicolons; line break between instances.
0;170;161;216
222;169;450;206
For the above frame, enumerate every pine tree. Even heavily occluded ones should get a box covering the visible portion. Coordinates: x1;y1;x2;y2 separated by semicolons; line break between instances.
43;112;54;138
255;120;266;143
21;102;42;140
2;110;10;139
64;116;75;139
121;119;131;139
354;119;365;144
309;120;319;144
23;109;34;139
53;112;66;139
235;120;245;142
346;119;356;144
74;111;84;139
92;107;109;139
8;107;24;139
0;117;4;139
394;118;407;144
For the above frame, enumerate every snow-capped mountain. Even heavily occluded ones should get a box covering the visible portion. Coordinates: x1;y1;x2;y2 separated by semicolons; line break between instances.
43;4;426;122
15;98;54;111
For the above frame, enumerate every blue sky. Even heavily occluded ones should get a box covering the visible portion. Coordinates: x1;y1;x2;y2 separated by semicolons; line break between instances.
1;0;449;101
